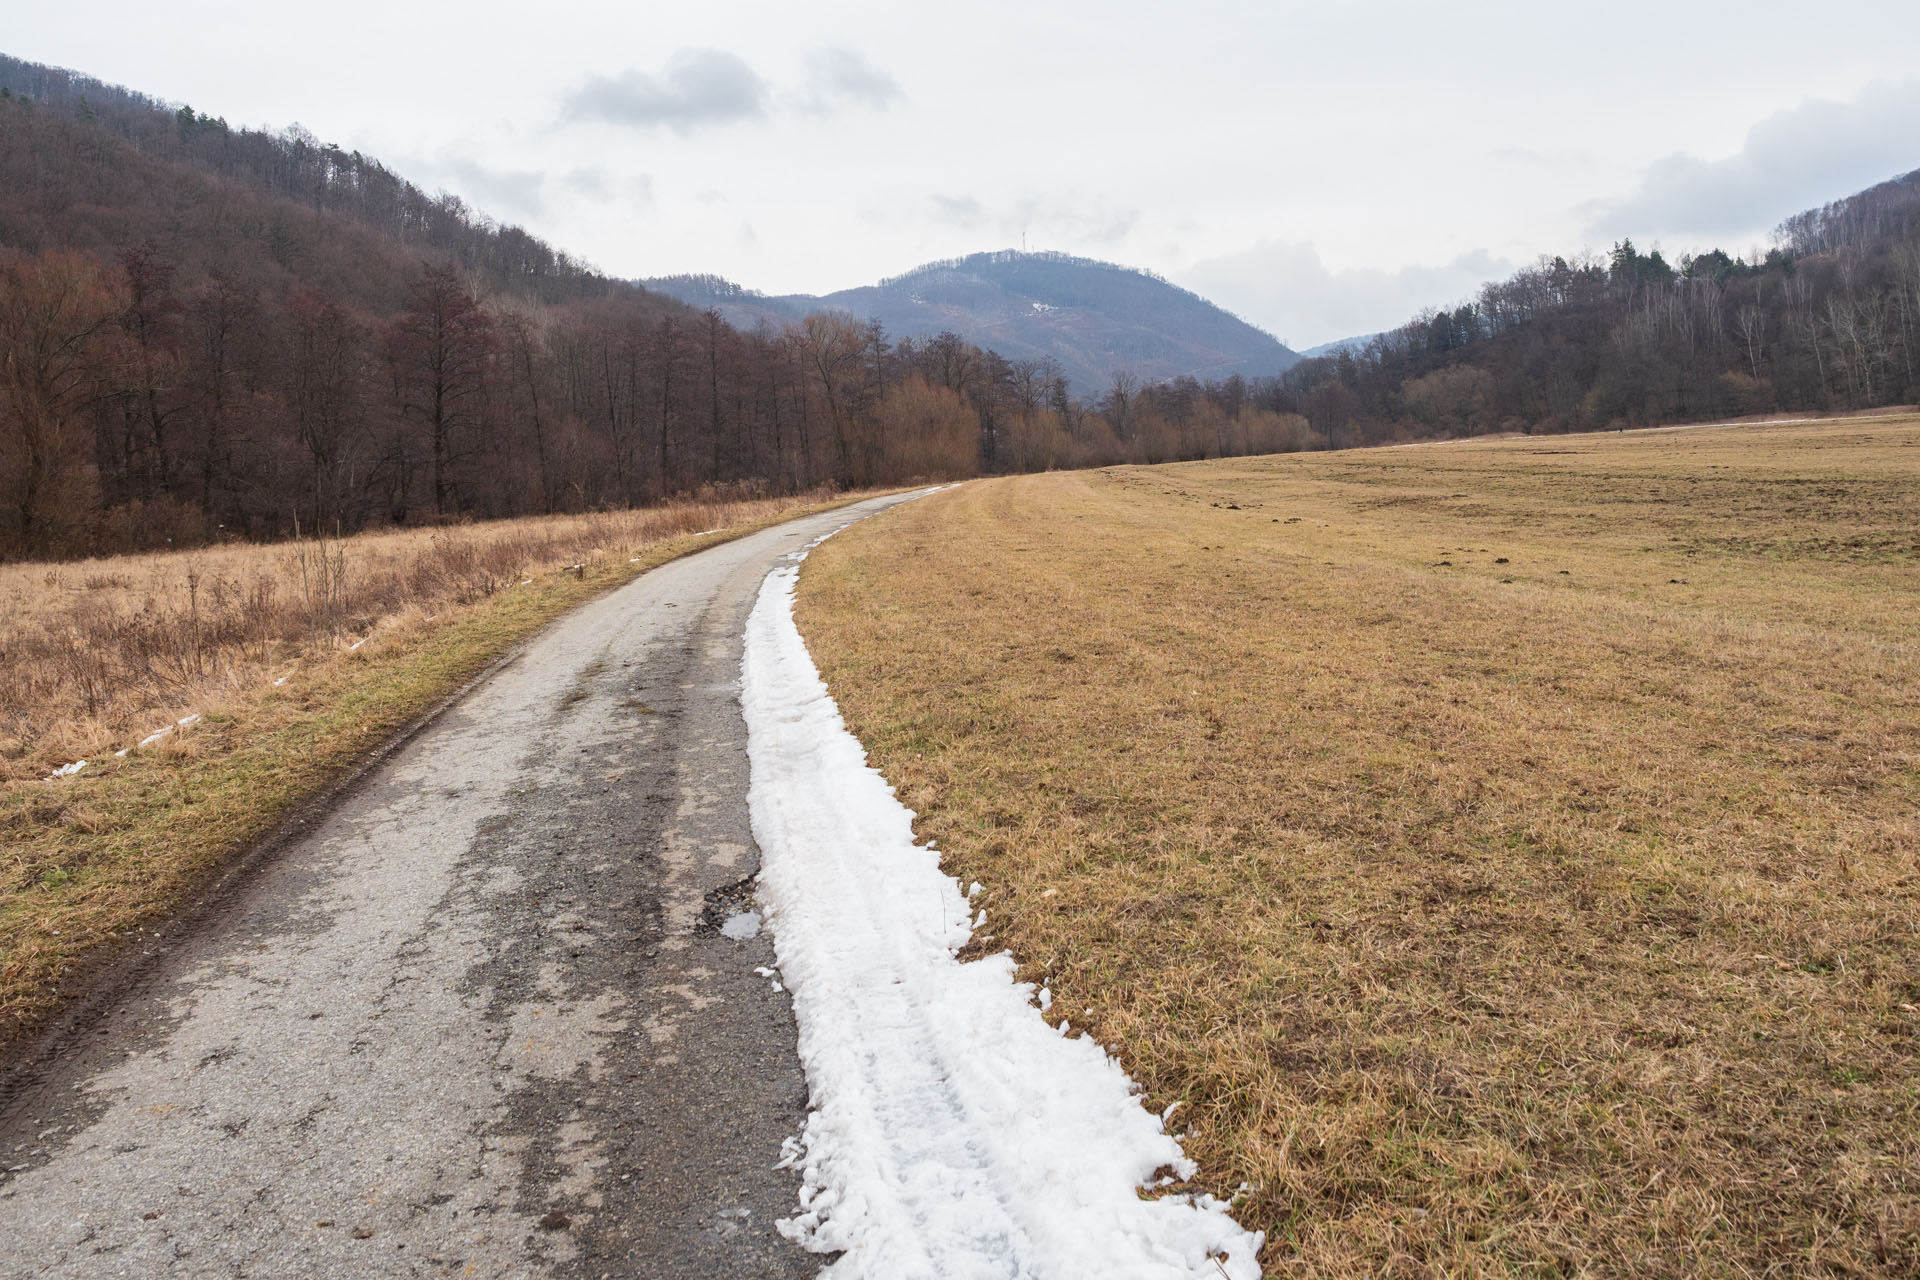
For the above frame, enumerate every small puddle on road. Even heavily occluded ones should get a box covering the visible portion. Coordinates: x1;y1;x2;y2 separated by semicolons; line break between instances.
718;911;761;940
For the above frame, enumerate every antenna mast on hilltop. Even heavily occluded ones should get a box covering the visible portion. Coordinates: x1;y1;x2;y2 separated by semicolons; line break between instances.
1022;230;1027;253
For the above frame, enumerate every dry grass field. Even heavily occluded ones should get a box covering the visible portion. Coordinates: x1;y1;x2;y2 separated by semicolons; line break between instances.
1;490;862;1048
796;418;1920;1277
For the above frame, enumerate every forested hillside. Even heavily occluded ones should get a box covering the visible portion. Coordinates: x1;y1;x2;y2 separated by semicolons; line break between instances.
0;55;610;308
1264;168;1920;443
0;56;1312;561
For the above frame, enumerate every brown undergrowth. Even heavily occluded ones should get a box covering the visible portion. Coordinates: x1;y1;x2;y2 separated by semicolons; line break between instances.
1;489;864;1049
796;418;1920;1278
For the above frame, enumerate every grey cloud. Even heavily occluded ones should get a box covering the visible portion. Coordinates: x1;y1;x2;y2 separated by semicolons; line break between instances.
800;47;904;113
1000;196;1138;248
1077;207;1139;246
1488;145;1582;170
1585;78;1920;244
563;50;768;133
930;193;986;228
403;149;549;218
1179;243;1515;350
916;193;1137;247
544;167;653;212
561;166;610;199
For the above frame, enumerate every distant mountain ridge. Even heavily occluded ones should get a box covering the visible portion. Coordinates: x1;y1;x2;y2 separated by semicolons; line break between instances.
646;250;1300;393
1301;332;1379;360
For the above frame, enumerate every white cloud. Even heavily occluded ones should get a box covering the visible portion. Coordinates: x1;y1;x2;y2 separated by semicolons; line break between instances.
1179;243;1515;350
1585;78;1920;245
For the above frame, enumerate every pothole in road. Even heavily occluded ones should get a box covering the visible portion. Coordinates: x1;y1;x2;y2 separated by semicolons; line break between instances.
694;876;761;940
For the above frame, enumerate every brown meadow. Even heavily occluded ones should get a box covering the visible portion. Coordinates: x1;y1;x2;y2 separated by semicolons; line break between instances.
797;418;1920;1277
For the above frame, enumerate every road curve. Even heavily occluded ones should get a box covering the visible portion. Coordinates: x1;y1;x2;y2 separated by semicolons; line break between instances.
0;492;926;1279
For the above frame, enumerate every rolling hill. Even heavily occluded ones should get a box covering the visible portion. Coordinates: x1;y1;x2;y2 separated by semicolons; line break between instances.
646;251;1301;394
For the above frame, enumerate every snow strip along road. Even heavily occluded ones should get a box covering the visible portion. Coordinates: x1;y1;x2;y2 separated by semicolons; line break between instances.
0;488;1260;1280
742;561;1264;1280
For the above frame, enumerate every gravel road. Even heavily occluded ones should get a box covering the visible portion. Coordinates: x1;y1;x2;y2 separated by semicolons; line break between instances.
0;493;923;1279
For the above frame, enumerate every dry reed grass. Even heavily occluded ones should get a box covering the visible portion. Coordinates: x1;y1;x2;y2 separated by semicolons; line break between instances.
797;418;1920;1278
1;489;854;1047
0;498;827;781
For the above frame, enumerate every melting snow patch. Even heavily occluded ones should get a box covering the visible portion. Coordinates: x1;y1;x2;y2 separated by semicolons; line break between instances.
742;563;1263;1280
46;760;87;780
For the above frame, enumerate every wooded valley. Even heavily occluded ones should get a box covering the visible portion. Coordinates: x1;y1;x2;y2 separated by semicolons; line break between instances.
3;50;1916;562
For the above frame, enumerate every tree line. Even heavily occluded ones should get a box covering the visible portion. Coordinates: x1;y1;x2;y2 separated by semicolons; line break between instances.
0;239;1317;560
1265;168;1920;444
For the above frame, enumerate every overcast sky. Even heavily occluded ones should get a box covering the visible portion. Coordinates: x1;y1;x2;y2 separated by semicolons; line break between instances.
10;1;1920;347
